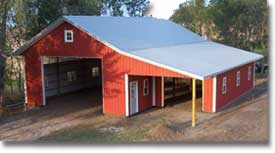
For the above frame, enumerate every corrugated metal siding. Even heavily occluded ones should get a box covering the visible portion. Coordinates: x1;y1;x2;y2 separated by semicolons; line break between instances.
216;63;254;110
203;77;214;112
23;22;189;116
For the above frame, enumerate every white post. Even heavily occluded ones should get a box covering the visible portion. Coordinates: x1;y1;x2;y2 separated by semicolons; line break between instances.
125;74;129;116
212;77;217;112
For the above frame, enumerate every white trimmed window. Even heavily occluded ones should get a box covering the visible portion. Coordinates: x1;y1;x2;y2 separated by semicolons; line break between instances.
67;71;77;82
92;67;100;77
236;71;240;87
143;79;149;96
248;66;252;80
64;30;73;42
222;77;227;94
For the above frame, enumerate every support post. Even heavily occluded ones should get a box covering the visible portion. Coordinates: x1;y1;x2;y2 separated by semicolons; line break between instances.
202;80;204;111
192;78;196;127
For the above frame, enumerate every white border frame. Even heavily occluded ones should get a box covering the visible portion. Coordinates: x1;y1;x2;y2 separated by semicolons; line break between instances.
236;71;241;87
125;74;129;116
222;76;227;95
248;65;252;81
143;79;149;96
129;80;139;115
212;77;217;112
64;30;74;43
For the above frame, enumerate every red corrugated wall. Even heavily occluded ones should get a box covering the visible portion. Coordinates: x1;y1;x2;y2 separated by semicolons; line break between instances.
155;77;163;107
216;63;254;110
23;22;190;116
203;77;214;112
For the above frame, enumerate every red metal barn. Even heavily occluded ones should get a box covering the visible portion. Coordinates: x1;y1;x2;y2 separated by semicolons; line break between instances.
14;16;262;117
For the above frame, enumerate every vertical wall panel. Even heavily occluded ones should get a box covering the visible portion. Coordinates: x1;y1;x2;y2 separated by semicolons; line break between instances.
155;77;163;107
203;77;214;112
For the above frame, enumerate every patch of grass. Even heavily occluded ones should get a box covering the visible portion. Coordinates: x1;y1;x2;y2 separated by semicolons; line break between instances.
39;124;149;143
38;118;170;143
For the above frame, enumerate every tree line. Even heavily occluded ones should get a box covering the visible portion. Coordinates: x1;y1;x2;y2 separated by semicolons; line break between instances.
170;0;268;52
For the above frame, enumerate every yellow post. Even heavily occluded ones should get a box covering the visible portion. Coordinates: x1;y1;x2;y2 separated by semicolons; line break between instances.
192;78;196;127
202;80;204;111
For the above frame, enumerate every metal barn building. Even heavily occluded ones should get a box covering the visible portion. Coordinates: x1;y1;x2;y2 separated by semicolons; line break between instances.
14;16;263;118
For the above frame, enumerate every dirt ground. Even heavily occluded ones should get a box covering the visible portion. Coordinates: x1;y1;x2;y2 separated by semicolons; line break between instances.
0;78;268;143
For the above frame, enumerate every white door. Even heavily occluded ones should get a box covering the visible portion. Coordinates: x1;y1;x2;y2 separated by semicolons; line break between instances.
130;81;138;115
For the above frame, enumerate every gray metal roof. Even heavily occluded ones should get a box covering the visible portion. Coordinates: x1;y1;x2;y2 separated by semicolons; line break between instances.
63;16;205;51
129;41;263;79
14;16;263;79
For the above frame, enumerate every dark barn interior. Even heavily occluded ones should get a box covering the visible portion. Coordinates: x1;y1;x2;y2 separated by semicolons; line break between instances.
42;57;102;106
164;77;202;106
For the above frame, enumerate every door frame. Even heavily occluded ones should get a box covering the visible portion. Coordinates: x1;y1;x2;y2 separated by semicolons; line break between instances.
129;80;139;115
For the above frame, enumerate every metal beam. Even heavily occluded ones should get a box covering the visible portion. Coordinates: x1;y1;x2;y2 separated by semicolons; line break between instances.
192;78;196;127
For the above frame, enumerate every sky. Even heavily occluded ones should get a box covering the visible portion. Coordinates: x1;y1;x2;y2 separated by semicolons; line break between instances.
148;0;186;19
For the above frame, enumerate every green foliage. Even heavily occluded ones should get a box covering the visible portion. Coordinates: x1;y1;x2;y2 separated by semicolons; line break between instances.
170;0;268;52
11;0;149;40
124;0;149;17
12;0;103;40
170;0;210;36
209;0;268;51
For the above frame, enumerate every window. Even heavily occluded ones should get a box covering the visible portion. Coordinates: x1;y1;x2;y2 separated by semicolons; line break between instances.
143;79;149;96
92;67;100;77
248;66;252;80
64;30;73;42
236;71;240;87
222;77;227;94
67;71;77;82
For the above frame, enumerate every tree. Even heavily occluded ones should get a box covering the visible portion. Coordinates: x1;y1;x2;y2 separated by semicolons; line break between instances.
170;0;211;37
124;0;149;17
103;0;124;16
170;0;268;51
209;0;268;50
0;0;11;105
12;0;104;40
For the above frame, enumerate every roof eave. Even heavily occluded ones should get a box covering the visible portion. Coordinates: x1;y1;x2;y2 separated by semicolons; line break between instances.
203;55;264;79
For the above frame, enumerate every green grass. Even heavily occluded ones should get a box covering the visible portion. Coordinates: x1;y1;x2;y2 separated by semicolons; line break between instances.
39;125;149;143
38;117;174;143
